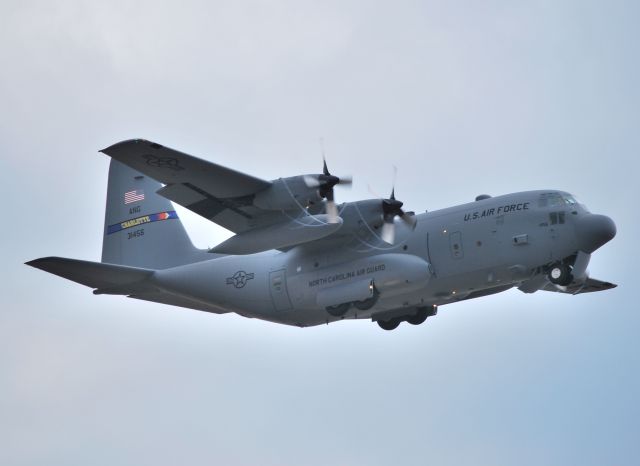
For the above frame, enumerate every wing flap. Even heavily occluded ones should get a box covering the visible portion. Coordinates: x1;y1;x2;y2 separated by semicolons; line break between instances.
156;182;259;233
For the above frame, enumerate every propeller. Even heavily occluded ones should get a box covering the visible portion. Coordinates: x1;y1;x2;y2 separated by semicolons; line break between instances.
303;157;352;223
380;188;417;244
371;167;417;244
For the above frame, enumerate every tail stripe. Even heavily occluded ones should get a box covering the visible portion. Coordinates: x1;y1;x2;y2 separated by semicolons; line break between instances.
102;160;209;269
106;211;179;235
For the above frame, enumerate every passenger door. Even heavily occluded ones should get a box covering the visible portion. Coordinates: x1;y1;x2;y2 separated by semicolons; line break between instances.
269;269;292;312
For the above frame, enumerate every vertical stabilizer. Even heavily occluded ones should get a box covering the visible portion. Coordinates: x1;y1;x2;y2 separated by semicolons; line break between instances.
102;160;209;269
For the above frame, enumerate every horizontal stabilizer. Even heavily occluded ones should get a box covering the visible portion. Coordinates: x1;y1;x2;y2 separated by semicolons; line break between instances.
26;257;155;294
27;257;230;314
210;214;343;255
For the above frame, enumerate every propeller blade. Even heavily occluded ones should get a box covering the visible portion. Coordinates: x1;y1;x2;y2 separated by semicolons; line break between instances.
400;212;417;229
368;184;382;199
391;165;397;195
322;157;330;176
338;175;353;186
326;200;339;224
324;186;335;202
381;222;395;244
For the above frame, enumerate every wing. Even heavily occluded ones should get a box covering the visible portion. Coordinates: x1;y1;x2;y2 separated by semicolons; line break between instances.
101;139;346;253
101;139;277;233
541;277;617;294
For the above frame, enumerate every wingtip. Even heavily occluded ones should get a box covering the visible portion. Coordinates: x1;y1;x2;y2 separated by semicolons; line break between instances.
100;138;154;155
25;257;52;269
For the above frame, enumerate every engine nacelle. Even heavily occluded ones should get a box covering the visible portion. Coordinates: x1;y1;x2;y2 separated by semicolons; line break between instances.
253;176;324;211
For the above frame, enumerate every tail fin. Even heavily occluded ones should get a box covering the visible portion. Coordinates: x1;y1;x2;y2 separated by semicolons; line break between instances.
102;160;208;269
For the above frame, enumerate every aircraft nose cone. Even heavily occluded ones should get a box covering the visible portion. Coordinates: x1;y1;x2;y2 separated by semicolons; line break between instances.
576;214;616;253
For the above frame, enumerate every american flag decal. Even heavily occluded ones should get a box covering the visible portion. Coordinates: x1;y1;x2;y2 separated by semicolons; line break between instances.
124;189;145;204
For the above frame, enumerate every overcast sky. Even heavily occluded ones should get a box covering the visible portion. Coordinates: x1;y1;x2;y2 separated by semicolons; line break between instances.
1;1;638;465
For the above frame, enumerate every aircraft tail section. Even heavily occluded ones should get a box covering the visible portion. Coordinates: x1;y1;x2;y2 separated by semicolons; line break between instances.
102;160;209;269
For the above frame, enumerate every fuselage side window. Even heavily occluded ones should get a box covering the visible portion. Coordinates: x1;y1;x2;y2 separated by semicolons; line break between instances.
549;211;565;225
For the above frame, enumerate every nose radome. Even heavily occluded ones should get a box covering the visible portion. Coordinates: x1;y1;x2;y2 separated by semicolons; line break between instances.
576;214;616;253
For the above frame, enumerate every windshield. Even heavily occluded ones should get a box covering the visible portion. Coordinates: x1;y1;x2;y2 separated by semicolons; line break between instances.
538;192;579;207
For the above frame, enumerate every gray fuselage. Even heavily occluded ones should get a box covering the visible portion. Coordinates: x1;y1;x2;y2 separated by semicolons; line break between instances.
152;190;600;327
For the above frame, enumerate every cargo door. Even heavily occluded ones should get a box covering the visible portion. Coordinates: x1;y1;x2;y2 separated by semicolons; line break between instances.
269;269;292;311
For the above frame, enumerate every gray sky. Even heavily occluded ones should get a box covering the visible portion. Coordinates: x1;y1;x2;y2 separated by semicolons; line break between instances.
1;1;638;465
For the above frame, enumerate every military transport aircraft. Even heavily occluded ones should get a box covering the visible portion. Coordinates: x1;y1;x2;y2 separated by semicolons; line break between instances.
27;139;617;330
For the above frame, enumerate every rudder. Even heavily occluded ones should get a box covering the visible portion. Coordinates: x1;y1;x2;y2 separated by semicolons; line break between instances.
102;160;209;269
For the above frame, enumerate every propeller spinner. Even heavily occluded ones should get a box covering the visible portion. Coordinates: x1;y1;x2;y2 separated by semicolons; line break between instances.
303;158;352;223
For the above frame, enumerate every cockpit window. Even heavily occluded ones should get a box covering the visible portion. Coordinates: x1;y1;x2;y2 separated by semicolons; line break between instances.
538;192;564;208
539;192;578;208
